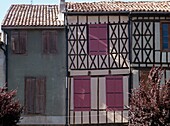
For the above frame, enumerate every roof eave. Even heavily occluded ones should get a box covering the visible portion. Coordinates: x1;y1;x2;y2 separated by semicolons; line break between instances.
64;11;130;15
1;26;65;30
65;11;170;15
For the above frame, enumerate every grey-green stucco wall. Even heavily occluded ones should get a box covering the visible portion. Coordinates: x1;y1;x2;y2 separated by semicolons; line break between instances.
6;29;66;116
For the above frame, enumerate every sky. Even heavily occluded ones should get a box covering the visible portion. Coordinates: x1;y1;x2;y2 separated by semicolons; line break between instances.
0;0;167;30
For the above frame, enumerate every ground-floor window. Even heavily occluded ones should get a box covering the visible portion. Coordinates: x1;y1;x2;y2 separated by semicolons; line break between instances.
74;76;91;111
25;77;46;114
73;76;124;111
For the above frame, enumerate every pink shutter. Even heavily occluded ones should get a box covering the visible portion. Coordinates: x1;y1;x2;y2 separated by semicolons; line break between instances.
106;76;123;111
11;31;19;53
89;24;108;55
74;76;91;111
49;31;57;53
98;24;107;55
20;31;27;54
42;31;49;53
25;77;36;114
36;77;46;114
89;24;99;55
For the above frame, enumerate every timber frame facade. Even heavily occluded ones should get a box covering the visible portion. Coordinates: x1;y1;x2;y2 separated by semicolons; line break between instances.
65;1;170;125
66;12;130;125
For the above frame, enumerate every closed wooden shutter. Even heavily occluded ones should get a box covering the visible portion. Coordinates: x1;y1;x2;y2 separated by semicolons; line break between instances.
98;24;107;55
89;24;99;55
42;31;49;53
42;31;57;54
11;31;19;53
49;31;57;53
89;24;107;55
20;31;27;54
25;77;36;114
140;70;150;84
106;76;123;111
74;76;91;111
36;77;46;114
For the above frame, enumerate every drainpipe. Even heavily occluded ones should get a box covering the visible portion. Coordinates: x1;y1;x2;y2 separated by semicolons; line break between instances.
65;25;69;126
128;12;132;100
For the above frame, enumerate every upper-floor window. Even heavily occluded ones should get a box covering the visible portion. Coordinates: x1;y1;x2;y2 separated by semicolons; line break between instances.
11;31;27;54
161;22;170;51
42;31;57;54
88;24;108;55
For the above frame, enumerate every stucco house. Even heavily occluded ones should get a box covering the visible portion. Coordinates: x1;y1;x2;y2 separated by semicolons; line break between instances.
1;4;66;125
0;32;6;87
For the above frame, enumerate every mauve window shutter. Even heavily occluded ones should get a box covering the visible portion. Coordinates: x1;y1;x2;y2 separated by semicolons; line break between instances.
98;24;107;55
74;76;91;111
89;24;99;55
42;31;49;53
35;77;46;114
106;76;123;111
25;77;36;114
20;31;27;54
11;31;19;53
49;31;57;53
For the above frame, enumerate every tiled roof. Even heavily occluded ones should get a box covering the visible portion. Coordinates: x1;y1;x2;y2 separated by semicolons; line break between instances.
2;4;64;28
66;1;170;12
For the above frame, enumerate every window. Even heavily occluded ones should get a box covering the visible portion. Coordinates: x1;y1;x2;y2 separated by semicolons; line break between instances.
88;24;108;55
74;76;91;111
25;77;46;114
161;22;170;51
42;31;57;54
140;70;150;83
106;76;123;111
11;31;27;54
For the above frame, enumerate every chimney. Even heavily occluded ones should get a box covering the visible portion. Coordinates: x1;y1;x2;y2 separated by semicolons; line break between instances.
58;0;65;20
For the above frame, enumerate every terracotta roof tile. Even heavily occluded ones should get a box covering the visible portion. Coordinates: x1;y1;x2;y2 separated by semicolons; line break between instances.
66;1;170;12
2;4;64;28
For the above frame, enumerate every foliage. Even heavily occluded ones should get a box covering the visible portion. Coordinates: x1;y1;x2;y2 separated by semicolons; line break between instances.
0;86;23;126
129;67;170;126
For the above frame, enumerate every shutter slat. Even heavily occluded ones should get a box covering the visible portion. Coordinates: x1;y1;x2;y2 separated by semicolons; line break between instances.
11;31;19;53
49;31;57;53
35;77;46;114
20;31;27;54
99;24;107;55
42;31;49;54
25;77;36;114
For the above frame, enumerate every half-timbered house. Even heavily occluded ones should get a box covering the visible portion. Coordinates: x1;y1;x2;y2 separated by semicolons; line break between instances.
1;4;66;125
65;2;130;125
129;1;170;87
65;1;170;125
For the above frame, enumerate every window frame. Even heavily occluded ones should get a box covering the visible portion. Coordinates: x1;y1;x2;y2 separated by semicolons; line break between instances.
88;24;108;55
11;31;27;54
42;30;57;54
25;76;46;114
160;21;170;51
